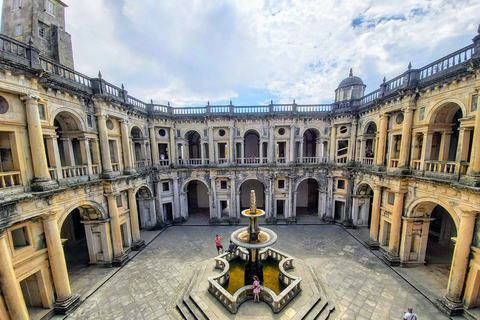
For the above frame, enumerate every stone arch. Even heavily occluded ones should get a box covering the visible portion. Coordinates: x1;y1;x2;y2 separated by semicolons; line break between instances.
300;127;320;137
134;184;154;197
426;99;466;125
363;120;378;134
405;197;460;230
294;176;321;192
242;128;262;138
51;108;86;132
354;181;375;195
236;177;268;193
181;178;211;193
58;200;107;229
184;129;203;139
238;179;266;209
130;125;144;138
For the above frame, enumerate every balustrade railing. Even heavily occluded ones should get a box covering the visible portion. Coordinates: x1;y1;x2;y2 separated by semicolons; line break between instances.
218;158;228;164
424;160;456;174
0;171;22;188
412;160;421;171
362;158;374;166
0;35;28;59
276;157;286;164
184;158;203;165
336;156;347;164
62;165;88;178
134;160;147;168
112;163;120;172
241;157;262;164
389;159;399;168
48;167;57;180
297;157;320;164
460;162;469;175
418;44;475;81
159;159;170;167
91;164;100;174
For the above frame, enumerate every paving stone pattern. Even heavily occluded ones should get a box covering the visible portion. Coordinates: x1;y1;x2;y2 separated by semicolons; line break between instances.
65;225;448;320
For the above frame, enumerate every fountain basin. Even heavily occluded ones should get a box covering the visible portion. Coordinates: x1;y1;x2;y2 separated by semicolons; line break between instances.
230;227;277;249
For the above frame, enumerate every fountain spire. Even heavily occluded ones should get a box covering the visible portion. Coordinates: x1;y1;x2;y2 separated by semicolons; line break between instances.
250;190;256;214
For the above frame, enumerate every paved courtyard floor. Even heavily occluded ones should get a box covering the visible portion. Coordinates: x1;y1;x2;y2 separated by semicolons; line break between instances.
61;225;449;320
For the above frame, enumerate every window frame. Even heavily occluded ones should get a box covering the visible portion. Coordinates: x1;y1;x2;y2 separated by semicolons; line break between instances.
15;24;23;36
45;0;54;15
12;0;21;10
8;222;34;258
38;26;45;39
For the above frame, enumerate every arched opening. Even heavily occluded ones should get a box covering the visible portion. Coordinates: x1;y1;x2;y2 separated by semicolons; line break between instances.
186;131;201;160
303;129;318;158
186;180;210;218
426;205;456;265
240;180;265;210
243;130;260;164
61;208;89;275
52;112;87;178
136;186;156;228
131;127;147;169
361;122;376;164
354;184;373;226
295;179;319;216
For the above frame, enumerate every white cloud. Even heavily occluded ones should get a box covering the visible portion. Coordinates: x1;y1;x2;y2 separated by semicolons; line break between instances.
61;0;480;106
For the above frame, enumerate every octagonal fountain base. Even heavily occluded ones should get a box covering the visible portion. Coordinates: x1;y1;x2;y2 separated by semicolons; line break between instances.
173;249;335;319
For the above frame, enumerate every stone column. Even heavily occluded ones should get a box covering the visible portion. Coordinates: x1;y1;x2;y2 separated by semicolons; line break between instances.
172;178;181;220
210;176;218;220
443;211;477;307
169;127;176;162
466;108;480;177
21;95;56;190
349;120;358;162
208;127;215;164
366;185;382;249
289;125;295;164
269;124;275;163
299;141;304;163
42;212;80;313
329;125;336;162
128;188;145;250
229;126;234;164
376;114;388;169
384;191;405;265
230;175;236;221
119;119;135;174
45;135;63;180
106;194;127;266
61;138;75;166
439;132;452;161
97;114;115;178
150;127;159;167
398;107;414;169
79;137;93;176
0;232;29;320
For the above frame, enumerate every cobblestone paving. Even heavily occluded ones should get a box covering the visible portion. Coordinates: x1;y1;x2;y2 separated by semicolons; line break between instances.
65;225;448;320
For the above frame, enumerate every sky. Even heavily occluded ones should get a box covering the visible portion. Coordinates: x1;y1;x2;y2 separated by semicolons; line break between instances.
2;0;480;107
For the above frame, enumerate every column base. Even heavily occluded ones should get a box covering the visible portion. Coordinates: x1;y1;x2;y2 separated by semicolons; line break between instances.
229;217;240;225
131;240;146;251
112;253;129;267
123;167;137;175
394;166;410;175
382;251;401;266
436;296;464;316
342;219;354;228
365;239;380;250
266;217;277;224
287;217;297;225
101;171;118;179
460;174;480;187
373;164;386;172
209;218;221;225
31;178;58;192
54;294;80;315
323;216;334;223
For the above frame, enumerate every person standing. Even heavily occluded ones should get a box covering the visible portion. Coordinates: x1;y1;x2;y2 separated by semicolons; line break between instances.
403;307;417;320
251;276;260;302
215;235;224;254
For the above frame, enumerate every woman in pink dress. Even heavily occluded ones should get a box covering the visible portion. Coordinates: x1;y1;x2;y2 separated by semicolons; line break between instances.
251;276;260;302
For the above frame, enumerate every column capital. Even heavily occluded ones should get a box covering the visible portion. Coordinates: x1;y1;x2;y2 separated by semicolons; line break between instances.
40;212;57;221
20;93;41;102
401;106;415;112
118;118;128;124
96;113;109;120
460;210;478;219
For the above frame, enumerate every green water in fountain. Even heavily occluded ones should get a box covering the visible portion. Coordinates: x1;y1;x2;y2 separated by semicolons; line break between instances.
225;258;286;295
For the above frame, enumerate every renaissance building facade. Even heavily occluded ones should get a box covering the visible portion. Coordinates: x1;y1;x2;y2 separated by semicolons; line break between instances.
0;0;480;319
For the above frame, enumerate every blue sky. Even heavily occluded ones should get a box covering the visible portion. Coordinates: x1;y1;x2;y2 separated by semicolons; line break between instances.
2;0;480;107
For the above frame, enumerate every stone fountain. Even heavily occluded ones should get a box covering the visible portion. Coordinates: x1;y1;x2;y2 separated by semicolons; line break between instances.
231;190;278;285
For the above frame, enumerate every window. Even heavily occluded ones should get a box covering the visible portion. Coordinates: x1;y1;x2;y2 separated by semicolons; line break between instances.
387;192;395;205
38;26;45;38
396;113;404;125
38;104;46;120
339;126;348;134
220;180;227;189
116;195;123;207
278;128;285;135
219;129;226;137
278;179;285;189
159;129;166;137
15;24;22;36
13;0;20;9
45;0;54;15
162;182;169;192
472;94;478;112
0;96;9;114
337;179;345;189
11;226;30;250
87;115;92;127
106;119;114;130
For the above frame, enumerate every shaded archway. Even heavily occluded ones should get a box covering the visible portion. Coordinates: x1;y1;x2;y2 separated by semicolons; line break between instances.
243;130;260;163
186;180;210;218
60;208;89;273
295;178;319;216
354;183;373;226
302;129;318;158
186;131;201;160
136;186;156;228
426;205;456;265
239;179;265;210
131;126;147;168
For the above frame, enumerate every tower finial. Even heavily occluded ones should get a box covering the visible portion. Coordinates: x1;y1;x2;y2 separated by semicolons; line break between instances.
383;76;386;83
150;99;153;104
408;62;412;70
477;24;480;34
349;68;353;77
98;71;102;78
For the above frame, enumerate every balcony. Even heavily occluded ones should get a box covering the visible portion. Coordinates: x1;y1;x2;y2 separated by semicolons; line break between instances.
361;158;374;166
134;160;151;169
276;157;286;164
0;171;22;189
159;159;170;167
389;159;399;168
92;164;100;175
62;165;88;178
336;156;347;164
237;157;264;165
424;161;456;174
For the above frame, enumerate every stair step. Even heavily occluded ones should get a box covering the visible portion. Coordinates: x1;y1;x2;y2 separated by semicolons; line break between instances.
184;297;208;320
303;298;328;320
176;302;196;320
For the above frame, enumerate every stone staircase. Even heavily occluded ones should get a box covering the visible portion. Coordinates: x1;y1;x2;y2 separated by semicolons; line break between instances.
174;258;335;320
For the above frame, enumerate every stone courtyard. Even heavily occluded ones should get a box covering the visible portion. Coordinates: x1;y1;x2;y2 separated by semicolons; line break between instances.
53;224;449;320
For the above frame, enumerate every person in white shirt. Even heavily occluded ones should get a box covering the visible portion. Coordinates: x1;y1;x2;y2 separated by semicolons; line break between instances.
404;307;417;320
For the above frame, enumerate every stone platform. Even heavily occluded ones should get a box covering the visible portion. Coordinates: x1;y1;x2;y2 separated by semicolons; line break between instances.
175;257;334;319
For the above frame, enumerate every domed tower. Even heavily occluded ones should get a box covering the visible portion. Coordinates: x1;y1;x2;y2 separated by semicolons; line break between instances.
335;69;366;103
